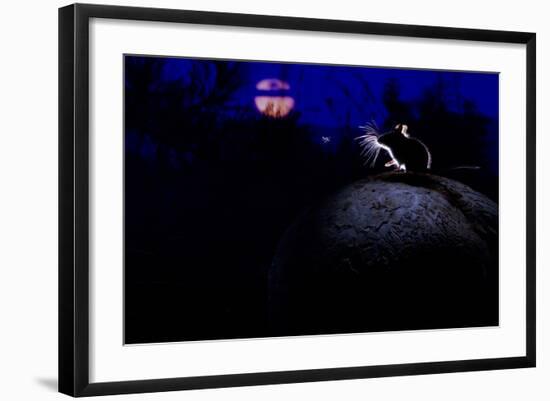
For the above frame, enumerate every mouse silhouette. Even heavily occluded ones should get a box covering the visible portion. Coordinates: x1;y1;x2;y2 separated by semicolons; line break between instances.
377;123;432;172
356;122;432;172
356;122;480;174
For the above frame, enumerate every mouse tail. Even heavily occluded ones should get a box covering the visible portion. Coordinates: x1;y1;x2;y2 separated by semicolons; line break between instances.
447;166;481;171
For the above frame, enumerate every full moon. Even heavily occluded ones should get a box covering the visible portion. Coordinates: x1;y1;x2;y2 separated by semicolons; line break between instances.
255;78;294;118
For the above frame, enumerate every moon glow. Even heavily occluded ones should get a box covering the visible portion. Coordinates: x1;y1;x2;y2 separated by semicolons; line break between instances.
254;96;295;118
255;78;294;118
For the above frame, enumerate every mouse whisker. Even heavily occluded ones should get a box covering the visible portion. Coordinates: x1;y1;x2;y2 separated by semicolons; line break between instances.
355;124;383;168
371;147;381;167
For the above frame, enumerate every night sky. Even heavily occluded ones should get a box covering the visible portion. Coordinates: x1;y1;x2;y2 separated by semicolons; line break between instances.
159;57;499;122
124;55;499;344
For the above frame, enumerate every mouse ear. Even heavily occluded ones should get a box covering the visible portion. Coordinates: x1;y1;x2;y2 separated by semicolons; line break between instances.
401;124;409;137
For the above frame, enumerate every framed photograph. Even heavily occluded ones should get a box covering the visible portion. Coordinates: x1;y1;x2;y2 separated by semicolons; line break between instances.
59;3;536;397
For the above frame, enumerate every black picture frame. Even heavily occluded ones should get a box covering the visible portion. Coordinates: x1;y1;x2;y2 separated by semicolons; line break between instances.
59;3;536;397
